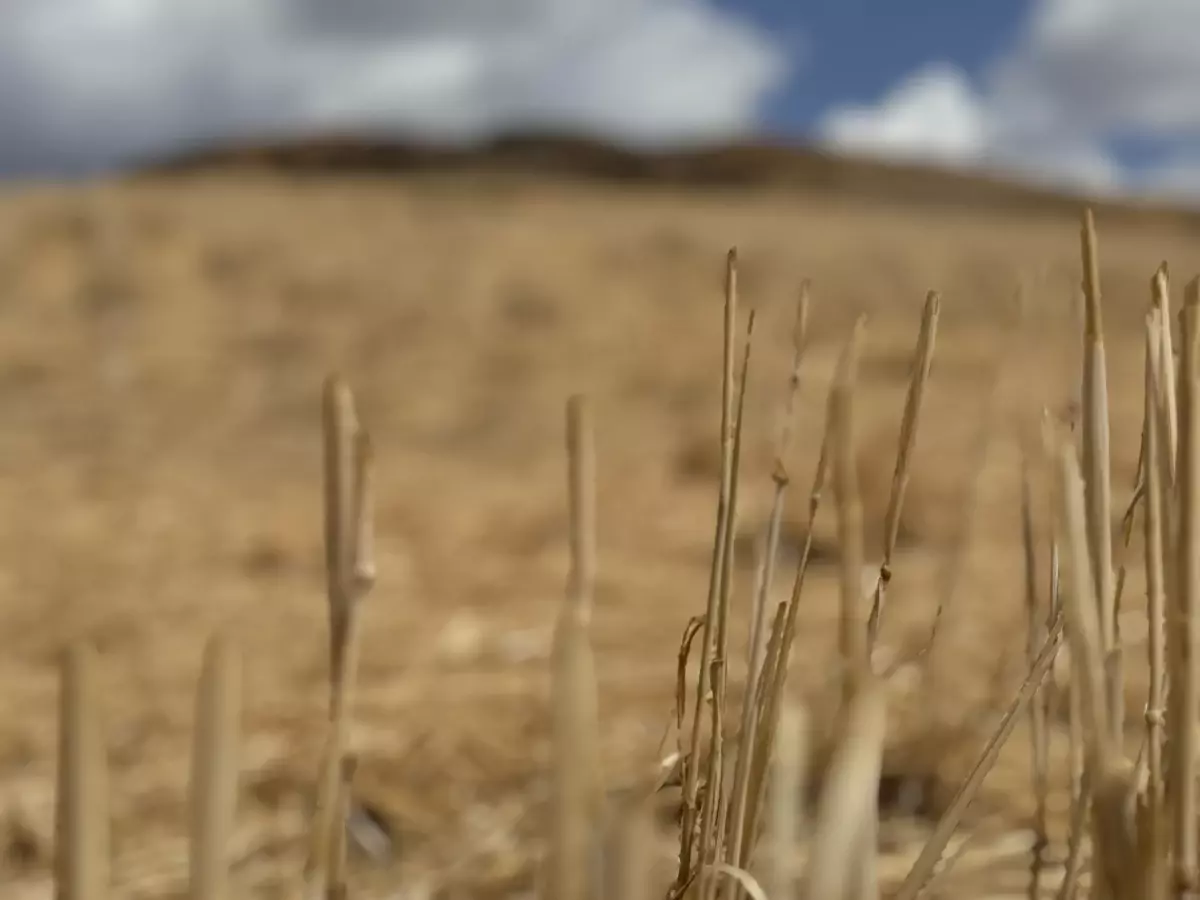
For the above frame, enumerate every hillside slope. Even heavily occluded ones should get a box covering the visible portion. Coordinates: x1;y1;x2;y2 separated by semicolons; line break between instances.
0;144;1183;897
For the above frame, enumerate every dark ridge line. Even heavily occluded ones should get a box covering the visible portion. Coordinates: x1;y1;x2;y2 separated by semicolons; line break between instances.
130;130;1200;229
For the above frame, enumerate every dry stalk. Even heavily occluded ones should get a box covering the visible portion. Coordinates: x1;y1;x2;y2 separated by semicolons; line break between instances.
1020;459;1050;900
1079;208;1120;745
605;801;655;900
325;757;357;900
1090;759;1153;900
720;317;868;896
548;394;604;900
700;657;730;900
892;610;1065;900
699;309;756;900
725;285;811;892
801;676;886;900
739;599;789;866
744;283;811;686
567;393;597;621
1153;264;1179;483
1132;283;1182;898
1058;669;1088;900
1055;435;1134;900
677;249;742;892
304;375;376;898
867;290;940;652
1142;308;1169;897
55;642;110;900
188;632;242;900
768;703;807;900
1169;278;1200;893
754;317;866;777
818;310;879;900
1035;415;1087;900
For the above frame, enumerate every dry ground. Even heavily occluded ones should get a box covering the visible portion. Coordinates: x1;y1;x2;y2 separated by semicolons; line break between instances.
0;169;1195;897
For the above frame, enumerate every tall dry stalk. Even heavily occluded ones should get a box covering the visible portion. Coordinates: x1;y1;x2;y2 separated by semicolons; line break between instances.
1054;435;1157;900
604;801;654;900
892;610;1065;900
54;643;110;900
743;283;811;689
768;703;807;900
566;393;598;623
1080;210;1123;748
1055;436;1112;763
748;314;864;835
304;375;376;899
1059;674;1088;900
699;310;756;900
1169;278;1200;893
677;249;742;892
1079;208;1121;746
547;394;603;900
1020;459;1050;900
188;633;242;900
327;757;360;900
1041;478;1089;900
724;286;811;893
867;290;940;651
1141;307;1170;900
801;678;886;900
825;314;878;900
1153;265;1179;483
732;599;792;884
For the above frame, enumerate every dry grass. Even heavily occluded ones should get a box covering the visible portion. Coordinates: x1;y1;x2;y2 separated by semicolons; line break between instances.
6;169;1200;897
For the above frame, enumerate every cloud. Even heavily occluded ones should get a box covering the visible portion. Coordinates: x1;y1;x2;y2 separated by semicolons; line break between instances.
994;0;1200;139
820;64;990;165
0;0;791;176
817;0;1200;196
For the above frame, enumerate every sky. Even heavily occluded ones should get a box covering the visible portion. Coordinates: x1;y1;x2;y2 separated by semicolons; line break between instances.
2;0;1200;198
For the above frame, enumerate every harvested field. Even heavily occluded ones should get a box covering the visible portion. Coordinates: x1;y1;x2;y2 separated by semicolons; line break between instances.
0;156;1198;897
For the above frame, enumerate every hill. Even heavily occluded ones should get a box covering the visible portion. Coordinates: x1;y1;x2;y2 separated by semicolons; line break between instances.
138;131;1200;230
0;132;1187;897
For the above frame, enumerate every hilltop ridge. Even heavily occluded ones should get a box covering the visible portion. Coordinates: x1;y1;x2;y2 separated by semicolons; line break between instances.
134;130;1200;230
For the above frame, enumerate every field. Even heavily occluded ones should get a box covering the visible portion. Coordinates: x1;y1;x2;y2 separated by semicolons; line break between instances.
1;150;1199;898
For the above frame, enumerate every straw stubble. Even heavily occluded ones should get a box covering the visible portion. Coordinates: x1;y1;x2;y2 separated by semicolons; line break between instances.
188;633;242;900
677;250;742;893
54;643;110;900
1170;279;1200;893
868;290;939;651
1079;209;1120;747
304;375;376;899
548;395;604;900
724;285;810;896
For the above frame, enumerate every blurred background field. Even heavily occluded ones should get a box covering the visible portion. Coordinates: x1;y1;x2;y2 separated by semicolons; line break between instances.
0;159;1191;896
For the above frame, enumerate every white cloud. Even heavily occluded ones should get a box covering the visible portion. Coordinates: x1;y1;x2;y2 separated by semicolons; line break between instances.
817;0;1200;196
820;64;990;165
999;0;1200;137
0;0;791;175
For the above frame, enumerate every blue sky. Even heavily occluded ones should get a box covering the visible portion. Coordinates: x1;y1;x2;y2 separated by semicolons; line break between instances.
1;0;1199;197
717;0;1034;140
